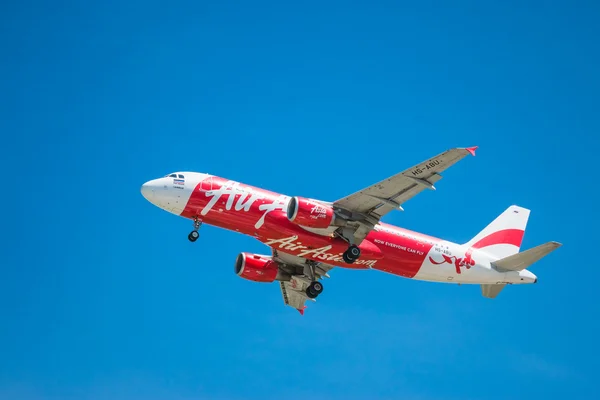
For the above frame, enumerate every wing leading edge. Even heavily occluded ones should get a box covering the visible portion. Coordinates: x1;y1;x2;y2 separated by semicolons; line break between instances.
332;146;477;244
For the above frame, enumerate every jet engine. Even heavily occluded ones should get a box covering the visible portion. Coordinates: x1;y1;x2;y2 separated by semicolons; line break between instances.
234;252;289;283
286;196;336;229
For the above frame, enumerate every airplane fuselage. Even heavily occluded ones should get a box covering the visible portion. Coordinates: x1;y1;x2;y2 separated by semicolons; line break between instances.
141;172;536;286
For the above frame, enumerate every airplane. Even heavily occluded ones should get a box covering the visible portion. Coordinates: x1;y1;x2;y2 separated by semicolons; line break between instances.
140;146;561;314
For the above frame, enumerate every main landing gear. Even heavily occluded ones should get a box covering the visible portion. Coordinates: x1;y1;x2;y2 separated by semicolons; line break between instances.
342;244;361;264
188;217;202;242
304;261;325;299
334;229;362;264
306;281;323;299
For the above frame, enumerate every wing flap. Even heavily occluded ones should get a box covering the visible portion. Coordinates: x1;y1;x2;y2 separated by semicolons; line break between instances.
280;280;312;314
273;250;334;314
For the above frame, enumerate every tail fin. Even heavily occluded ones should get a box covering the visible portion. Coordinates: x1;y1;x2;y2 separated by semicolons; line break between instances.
464;205;530;259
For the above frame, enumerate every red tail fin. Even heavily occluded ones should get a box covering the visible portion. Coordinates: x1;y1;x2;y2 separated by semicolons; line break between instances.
465;206;530;259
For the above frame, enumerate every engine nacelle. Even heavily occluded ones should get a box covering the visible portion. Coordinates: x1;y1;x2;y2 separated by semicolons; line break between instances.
286;196;336;229
234;252;282;283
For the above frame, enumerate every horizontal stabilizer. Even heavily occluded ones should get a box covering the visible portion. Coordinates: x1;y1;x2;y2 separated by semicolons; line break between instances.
481;284;506;299
492;241;562;272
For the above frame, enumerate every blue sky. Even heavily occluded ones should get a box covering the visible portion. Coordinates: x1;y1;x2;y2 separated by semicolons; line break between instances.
1;0;599;399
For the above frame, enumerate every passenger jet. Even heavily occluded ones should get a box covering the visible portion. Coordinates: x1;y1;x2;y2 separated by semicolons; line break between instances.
141;146;561;314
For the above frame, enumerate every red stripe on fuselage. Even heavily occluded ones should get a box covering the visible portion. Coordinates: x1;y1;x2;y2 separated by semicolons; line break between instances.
367;224;437;278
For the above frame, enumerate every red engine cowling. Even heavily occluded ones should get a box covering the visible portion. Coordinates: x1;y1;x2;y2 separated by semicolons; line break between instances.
286;196;336;229
234;252;279;283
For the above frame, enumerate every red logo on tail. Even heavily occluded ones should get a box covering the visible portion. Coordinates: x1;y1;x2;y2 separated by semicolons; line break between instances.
429;228;524;274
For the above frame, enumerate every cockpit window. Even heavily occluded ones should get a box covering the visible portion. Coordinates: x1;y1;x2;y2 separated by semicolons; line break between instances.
169;174;177;178
178;174;184;179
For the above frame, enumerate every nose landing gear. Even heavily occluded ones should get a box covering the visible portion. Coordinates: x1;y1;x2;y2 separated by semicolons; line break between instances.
188;217;202;242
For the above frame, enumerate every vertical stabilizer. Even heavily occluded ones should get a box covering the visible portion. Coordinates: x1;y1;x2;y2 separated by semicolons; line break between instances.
464;205;530;259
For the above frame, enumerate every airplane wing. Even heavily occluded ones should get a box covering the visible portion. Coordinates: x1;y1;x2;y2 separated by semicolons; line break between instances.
333;146;477;244
272;249;336;314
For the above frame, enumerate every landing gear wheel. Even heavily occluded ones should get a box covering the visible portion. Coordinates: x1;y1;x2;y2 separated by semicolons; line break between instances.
306;281;324;299
310;281;323;295
342;252;354;264
348;245;360;258
188;231;199;242
188;217;202;242
343;245;361;264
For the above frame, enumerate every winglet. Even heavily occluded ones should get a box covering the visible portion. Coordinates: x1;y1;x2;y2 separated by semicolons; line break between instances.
297;306;307;315
465;146;478;156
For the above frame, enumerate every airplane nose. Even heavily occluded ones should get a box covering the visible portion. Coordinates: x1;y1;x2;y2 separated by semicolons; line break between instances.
141;181;154;201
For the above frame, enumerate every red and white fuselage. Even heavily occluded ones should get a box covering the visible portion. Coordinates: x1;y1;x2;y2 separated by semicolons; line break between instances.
141;172;537;286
